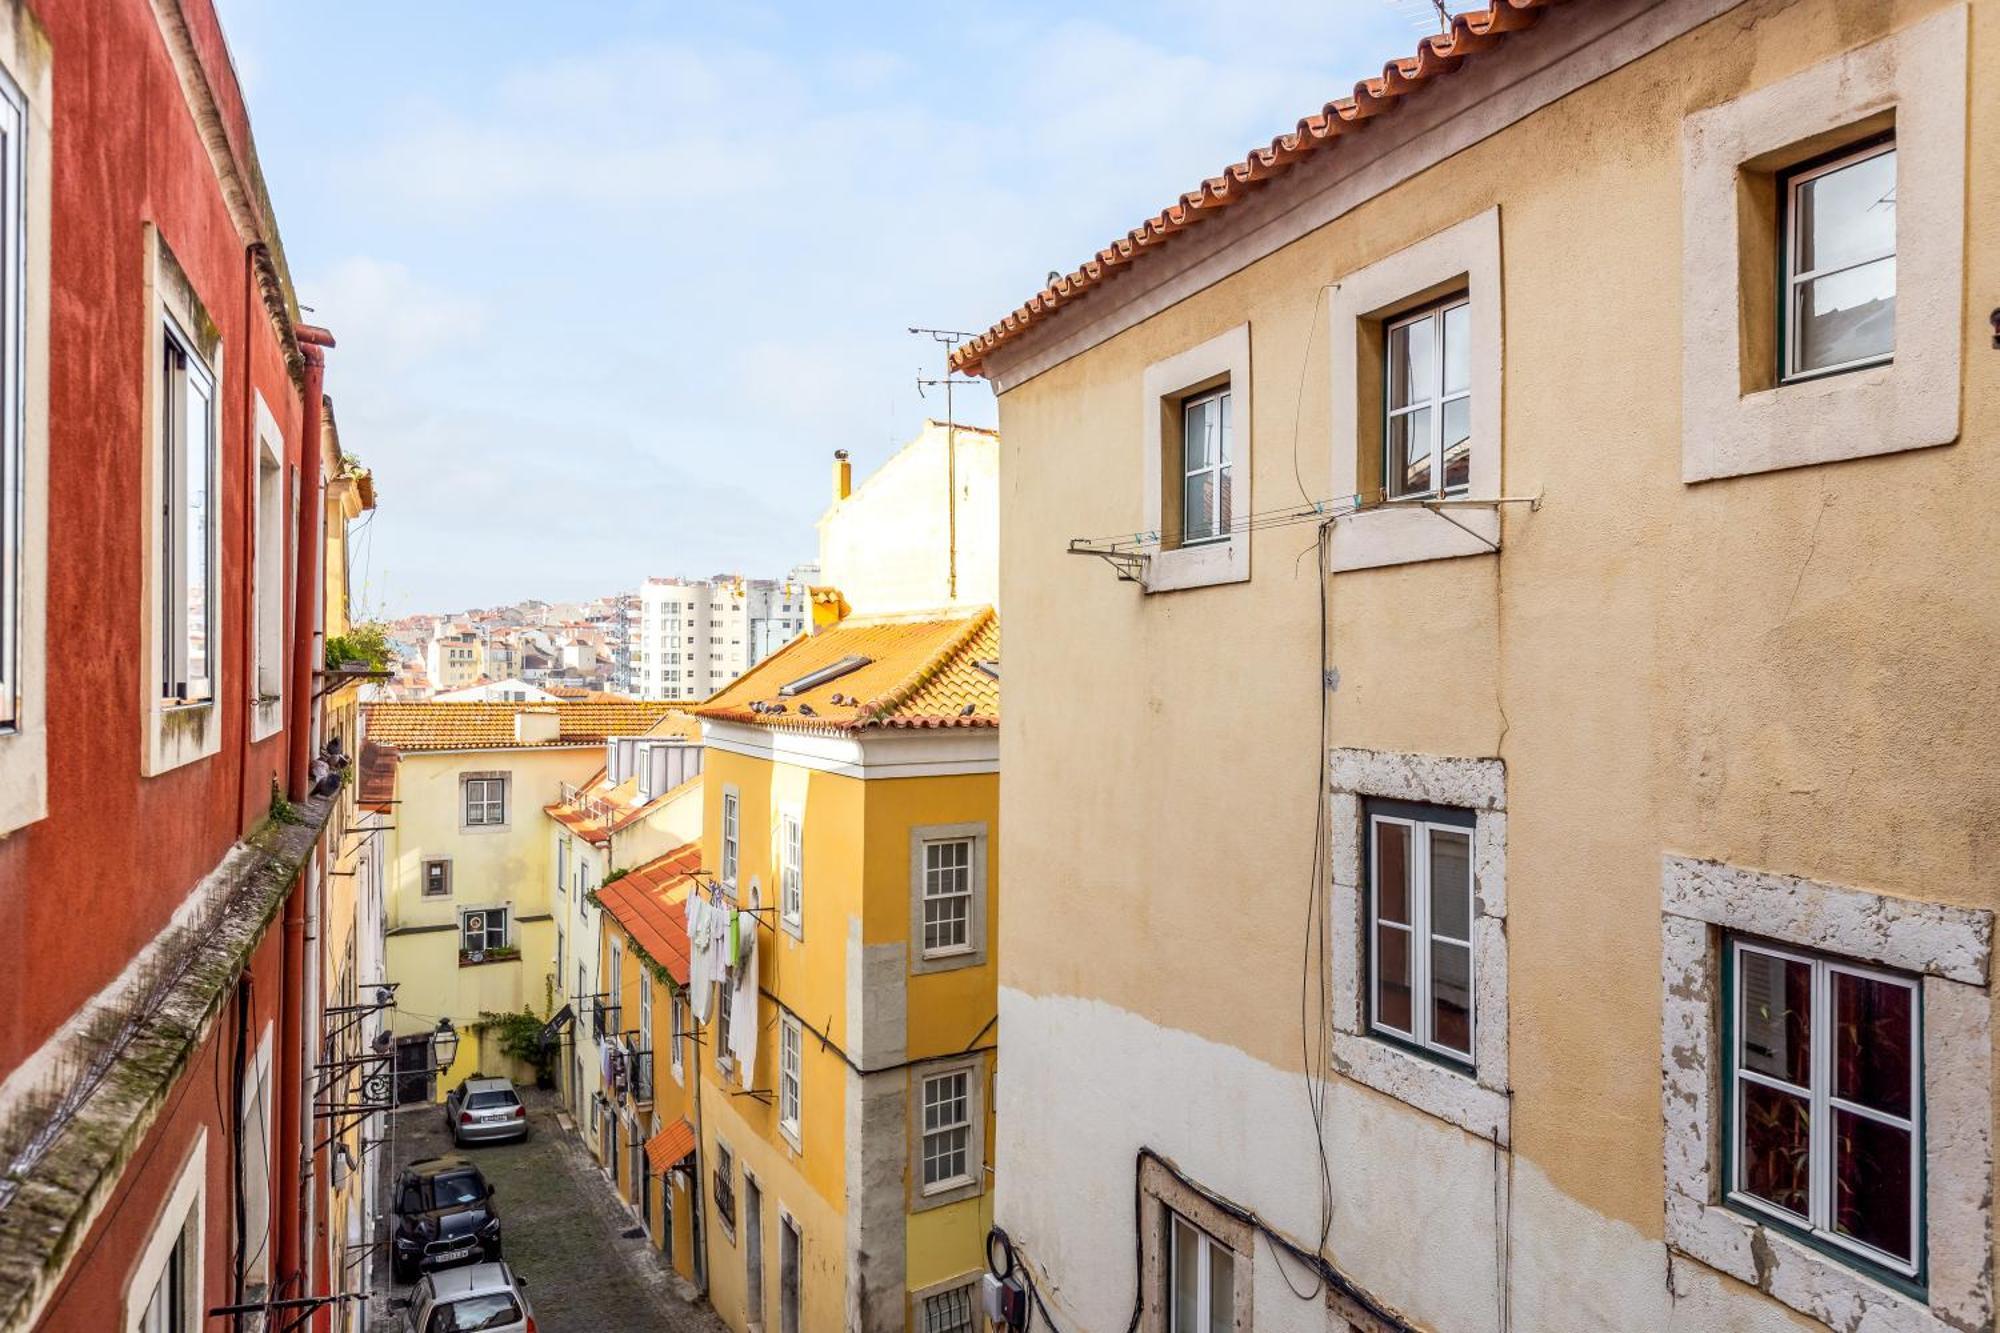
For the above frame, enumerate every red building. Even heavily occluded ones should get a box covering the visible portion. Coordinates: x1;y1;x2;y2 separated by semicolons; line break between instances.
0;2;363;1329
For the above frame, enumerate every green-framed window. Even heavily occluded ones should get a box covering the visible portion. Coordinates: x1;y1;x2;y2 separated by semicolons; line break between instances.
1779;136;1896;383
1723;934;1924;1288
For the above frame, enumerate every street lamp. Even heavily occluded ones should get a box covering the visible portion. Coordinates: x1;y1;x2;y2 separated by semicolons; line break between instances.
432;1018;459;1074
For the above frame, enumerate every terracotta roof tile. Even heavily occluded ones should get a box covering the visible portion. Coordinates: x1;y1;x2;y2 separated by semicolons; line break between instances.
596;843;703;985
360;701;685;752
696;609;997;732
949;0;1559;376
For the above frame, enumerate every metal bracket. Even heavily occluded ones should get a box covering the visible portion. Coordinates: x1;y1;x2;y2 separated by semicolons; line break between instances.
1066;539;1151;584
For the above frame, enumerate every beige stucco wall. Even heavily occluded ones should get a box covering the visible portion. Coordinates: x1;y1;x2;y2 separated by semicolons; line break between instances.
989;0;1999;1328
817;421;1000;614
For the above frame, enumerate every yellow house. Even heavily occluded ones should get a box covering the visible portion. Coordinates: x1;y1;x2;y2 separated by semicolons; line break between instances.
954;2;1999;1331
593;842;706;1281
362;700;680;1096
689;607;1000;1333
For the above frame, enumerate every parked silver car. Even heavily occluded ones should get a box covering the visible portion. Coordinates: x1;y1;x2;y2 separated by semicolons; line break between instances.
444;1077;529;1146
399;1262;535;1333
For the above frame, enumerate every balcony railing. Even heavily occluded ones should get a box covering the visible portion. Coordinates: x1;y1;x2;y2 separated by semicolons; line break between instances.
556;782;617;828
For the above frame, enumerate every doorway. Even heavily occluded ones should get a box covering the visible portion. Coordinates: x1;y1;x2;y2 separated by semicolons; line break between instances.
744;1175;764;1326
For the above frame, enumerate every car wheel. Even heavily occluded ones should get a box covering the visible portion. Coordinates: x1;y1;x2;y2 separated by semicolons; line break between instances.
485;1240;503;1263
392;1257;414;1285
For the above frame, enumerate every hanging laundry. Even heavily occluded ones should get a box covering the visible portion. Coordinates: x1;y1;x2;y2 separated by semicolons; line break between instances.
729;922;758;1087
688;892;718;1025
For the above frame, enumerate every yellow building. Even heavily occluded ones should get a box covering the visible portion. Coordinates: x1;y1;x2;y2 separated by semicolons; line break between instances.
593;843;706;1281
687;608;1001;1333
361;700;680;1096
954;2;1999;1331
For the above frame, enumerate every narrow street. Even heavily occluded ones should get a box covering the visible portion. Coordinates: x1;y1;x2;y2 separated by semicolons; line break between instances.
372;1090;724;1333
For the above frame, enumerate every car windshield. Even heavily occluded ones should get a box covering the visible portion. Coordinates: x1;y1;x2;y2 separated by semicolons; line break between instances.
429;1171;486;1207
426;1294;521;1333
466;1090;517;1109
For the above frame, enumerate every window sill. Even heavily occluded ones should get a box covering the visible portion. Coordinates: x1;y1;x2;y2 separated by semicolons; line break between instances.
1328;502;1498;573
249;694;284;743
911;946;984;977
1668;1199;1935;1331
144;698;220;777
1331;1031;1509;1144
779;915;803;943
1142;535;1248;594
913;1175;981;1213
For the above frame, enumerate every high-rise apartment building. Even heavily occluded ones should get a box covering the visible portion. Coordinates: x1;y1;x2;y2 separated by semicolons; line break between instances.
632;569;816;701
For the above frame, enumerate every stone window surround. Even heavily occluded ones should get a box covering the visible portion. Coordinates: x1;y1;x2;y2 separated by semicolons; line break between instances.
1679;7;1966;484
1138;323;1251;594
458;769;510;833
911;1271;982;1333
909;1053;985;1213
1329;747;1509;1145
247;391;285;743
141;225;224;778
1135;1154;1256;1333
1660;854;1993;1332
420;856;451;898
0;5;48;839
909;821;990;976
1326;207;1503;574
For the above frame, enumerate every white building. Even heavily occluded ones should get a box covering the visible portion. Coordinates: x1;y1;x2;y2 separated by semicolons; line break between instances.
631;570;813;701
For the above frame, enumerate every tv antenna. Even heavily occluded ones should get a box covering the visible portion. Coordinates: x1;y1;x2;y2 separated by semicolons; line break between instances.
908;327;984;602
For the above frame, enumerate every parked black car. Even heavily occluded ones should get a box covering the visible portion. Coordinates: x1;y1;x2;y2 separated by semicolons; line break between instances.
390;1156;502;1283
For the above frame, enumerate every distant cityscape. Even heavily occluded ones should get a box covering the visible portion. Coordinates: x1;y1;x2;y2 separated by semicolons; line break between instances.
376;564;819;702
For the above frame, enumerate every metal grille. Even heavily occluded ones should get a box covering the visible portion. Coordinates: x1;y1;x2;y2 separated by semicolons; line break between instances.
920;1284;975;1333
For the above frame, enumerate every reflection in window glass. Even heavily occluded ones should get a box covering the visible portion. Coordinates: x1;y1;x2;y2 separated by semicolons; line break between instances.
1368;808;1474;1063
1385;298;1471;499
1786;141;1896;379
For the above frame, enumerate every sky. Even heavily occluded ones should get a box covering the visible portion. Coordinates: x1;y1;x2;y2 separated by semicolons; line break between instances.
211;0;1429;617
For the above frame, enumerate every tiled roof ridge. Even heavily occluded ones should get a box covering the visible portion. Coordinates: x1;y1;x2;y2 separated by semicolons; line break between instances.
949;0;1559;376
855;606;995;728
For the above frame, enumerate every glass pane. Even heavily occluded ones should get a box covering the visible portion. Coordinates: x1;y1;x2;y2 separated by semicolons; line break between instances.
1428;828;1471;941
1209;1243;1234;1330
1387;407;1432;498
1740;1080;1811;1218
1798;148;1895;274
1833;971;1913;1119
1182;471;1214;544
1442;303;1470;394
1214;392;1231;467
1431;940;1472;1056
1215;463;1231;538
1387;315;1434;410
1375;822;1410;924
1375;925;1411;1033
1170;1218;1198;1333
1182;396;1215;471
1795;256;1894;372
1833;1108;1914;1263
1739;949;1812;1088
1440;396;1471;492
184;373;212;688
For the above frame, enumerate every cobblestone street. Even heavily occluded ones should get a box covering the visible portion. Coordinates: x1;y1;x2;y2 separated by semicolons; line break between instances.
372;1090;725;1333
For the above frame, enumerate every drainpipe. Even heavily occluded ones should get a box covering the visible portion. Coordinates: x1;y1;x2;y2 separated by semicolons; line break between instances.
286;325;334;802
276;864;306;1313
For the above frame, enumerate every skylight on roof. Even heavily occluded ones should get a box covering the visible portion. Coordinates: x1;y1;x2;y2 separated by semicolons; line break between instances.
975;660;999;680
778;655;871;697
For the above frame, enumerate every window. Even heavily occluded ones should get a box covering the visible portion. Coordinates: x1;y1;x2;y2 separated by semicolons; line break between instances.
424;1294;524;1333
130;1130;205;1333
670;995;686;1084
1177;387;1231;545
1367;802;1475;1068
1384;296;1471;500
1726;937;1920;1276
460;908;507;955
778;1015;802;1144
136;1228;191;1333
251;407;284;711
716;975;733;1072
721;788;740;887
920;1069;972;1192
606;939;624;1034
779;809;803;934
921;839;972;956
0;66;23;735
462;775;506;827
421;859;451;898
919;1283;976;1333
557;836;568;894
1781;138;1896;382
159;314;216;704
1167;1211;1236;1333
237;1028;272;1291
779;1215;802;1333
713;1141;736;1237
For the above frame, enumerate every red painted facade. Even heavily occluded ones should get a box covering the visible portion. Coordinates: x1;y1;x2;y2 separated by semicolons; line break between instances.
0;1;349;1328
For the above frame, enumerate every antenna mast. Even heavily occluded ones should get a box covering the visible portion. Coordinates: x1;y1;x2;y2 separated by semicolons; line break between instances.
909;327;980;603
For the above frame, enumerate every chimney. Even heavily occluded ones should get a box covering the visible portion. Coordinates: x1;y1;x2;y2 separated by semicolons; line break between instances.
832;449;852;502
514;708;560;744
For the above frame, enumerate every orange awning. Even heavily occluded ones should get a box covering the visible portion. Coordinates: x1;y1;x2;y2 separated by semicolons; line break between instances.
646;1117;697;1174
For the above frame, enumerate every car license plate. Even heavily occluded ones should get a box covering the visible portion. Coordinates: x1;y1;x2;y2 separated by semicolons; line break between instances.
433;1246;473;1264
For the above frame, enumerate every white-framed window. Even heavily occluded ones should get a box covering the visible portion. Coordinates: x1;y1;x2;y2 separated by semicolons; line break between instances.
421;858;451;898
779;808;803;935
778;1014;802;1145
125;1130;205;1333
716;973;733;1073
911;824;988;974
159;312;217;705
1781;137;1896;383
918;1281;977;1333
250;398;285;715
238;1026;273;1292
670;994;687;1084
1384;295;1471;500
1726;936;1920;1277
460;908;507;954
1367;802;1475;1067
1167;1211;1237;1333
557;835;569;894
721;787;740;888
1177;386;1231;546
920;1068;972;1193
462;774;507;827
0;64;24;735
922;839;973;956
607;937;624;1033
639;974;653;1053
